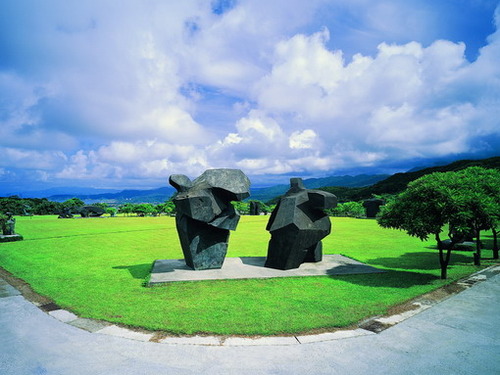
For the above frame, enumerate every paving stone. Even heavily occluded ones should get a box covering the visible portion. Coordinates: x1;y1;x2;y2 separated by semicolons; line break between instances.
296;329;375;344
222;336;299;346
0;279;21;298
159;335;221;346
69;318;110;333
375;304;431;325
95;325;154;342
48;309;78;323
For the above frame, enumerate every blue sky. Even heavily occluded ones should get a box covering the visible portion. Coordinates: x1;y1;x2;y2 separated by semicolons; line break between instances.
1;0;499;194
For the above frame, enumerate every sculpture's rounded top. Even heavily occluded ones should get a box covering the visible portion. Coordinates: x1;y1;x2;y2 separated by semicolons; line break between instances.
169;174;193;192
193;169;250;200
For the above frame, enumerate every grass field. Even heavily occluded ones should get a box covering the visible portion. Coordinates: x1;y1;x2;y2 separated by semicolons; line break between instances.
0;215;494;335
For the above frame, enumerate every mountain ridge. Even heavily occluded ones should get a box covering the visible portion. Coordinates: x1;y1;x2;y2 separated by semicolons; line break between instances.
4;156;498;204
318;156;500;202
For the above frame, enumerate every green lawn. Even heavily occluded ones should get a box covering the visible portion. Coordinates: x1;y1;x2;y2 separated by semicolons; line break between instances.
0;215;493;335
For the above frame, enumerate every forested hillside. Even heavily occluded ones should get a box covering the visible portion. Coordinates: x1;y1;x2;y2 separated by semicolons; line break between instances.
319;157;500;202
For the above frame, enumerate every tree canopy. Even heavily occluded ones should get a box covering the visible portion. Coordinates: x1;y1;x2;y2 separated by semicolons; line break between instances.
377;167;500;279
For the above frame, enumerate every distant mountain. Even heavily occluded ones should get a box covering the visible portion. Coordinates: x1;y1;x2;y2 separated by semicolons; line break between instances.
9;187;121;199
319;156;500;202
10;156;498;205
42;174;389;204
250;174;389;202
49;187;176;204
303;174;391;188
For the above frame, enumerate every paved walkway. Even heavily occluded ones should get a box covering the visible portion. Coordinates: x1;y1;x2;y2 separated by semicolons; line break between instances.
1;269;499;375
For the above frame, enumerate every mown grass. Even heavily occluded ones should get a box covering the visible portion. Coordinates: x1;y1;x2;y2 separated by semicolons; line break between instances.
0;215;494;335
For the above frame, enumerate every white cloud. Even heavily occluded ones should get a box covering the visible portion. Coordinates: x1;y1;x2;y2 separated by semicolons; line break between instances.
289;129;318;149
209;110;288;160
0;147;67;170
249;23;500;169
1;0;499;189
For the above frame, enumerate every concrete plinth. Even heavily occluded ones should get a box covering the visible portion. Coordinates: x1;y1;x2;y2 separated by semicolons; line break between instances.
148;254;383;285
0;234;23;243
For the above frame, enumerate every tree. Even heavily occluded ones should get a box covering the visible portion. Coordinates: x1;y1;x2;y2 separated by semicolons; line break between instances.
155;200;176;216
119;203;135;216
31;199;61;215
330;201;365;218
133;203;155;216
378;171;473;279
0;196;25;215
62;198;85;209
232;201;249;215
456;167;500;263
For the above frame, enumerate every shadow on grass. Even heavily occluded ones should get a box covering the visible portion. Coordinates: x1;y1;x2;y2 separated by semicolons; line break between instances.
332;269;439;288
113;264;152;279
481;235;494;250
366;251;472;271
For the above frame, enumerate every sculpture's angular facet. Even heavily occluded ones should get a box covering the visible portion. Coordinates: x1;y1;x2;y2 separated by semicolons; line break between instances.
265;178;337;270
170;169;250;270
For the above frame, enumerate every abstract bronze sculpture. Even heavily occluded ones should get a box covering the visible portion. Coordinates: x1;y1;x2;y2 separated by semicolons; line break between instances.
265;178;337;270
169;169;250;270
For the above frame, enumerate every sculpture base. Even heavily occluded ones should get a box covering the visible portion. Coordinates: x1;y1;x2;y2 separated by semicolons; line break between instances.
0;234;23;243
148;254;384;286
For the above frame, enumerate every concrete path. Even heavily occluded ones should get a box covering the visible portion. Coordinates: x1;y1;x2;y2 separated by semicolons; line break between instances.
1;271;499;375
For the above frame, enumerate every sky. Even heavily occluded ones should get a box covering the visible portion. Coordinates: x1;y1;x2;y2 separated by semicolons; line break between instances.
1;0;499;194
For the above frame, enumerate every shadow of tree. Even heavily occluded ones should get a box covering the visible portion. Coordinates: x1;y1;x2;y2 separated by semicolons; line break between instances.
331;270;439;288
366;251;472;270
325;264;384;276
481;235;494;250
113;264;152;279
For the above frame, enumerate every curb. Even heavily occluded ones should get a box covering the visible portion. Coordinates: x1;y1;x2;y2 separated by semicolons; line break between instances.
1;265;499;346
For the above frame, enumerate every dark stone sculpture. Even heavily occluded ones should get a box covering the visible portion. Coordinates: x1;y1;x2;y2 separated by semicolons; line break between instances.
169;169;250;270
0;212;23;242
2;212;16;235
79;206;105;218
58;207;74;219
249;201;262;215
265;178;337;270
363;198;385;218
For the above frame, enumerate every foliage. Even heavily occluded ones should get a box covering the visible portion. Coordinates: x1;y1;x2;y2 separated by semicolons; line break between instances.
132;203;155;216
62;198;85;209
0;212;7;233
106;207;117;216
0;196;62;215
319;156;500;201
118;203;135;215
92;202;109;210
156;200;176;216
231;200;272;215
378;167;500;278
329;201;365;217
0;216;491;335
232;201;249;214
454;167;500;261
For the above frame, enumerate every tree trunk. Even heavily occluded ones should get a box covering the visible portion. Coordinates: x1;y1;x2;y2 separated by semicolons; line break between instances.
474;228;481;266
493;227;499;260
436;233;454;279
